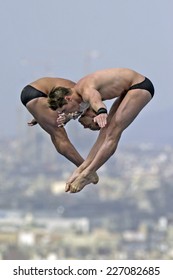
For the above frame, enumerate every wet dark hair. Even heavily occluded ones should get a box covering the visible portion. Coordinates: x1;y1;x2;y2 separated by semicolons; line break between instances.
47;87;72;110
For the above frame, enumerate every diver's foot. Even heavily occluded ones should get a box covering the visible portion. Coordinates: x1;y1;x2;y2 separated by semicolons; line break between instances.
65;171;98;192
68;172;99;193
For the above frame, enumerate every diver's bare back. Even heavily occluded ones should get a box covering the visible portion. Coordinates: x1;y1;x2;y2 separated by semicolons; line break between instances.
30;77;76;94
75;68;145;100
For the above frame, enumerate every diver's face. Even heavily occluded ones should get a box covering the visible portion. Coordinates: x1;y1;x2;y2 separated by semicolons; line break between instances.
78;115;100;131
58;97;80;114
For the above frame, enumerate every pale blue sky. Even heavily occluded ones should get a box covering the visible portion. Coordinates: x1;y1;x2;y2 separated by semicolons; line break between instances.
0;0;172;142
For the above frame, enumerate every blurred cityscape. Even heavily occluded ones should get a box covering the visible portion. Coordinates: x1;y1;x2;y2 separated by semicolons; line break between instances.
0;121;173;260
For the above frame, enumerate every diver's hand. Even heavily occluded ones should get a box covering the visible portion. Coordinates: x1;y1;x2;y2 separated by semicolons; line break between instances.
93;113;108;128
56;112;81;127
27;119;37;126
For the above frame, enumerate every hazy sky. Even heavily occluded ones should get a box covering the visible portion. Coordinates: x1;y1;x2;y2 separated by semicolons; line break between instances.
0;0;172;141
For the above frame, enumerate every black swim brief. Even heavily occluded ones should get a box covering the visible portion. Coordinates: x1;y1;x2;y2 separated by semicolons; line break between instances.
128;77;154;98
20;85;47;106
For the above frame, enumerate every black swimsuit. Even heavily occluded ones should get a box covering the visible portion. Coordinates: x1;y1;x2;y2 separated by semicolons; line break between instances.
128;77;154;98
20;85;47;106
